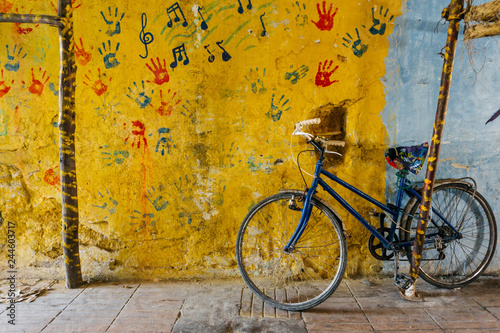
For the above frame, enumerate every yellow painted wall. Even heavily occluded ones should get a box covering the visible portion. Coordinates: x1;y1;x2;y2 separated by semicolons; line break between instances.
0;0;402;280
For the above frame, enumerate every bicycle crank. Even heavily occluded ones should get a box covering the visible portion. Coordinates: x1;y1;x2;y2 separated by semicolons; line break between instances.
368;227;399;260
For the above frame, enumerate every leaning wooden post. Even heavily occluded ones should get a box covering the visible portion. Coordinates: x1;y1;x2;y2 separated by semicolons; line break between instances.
58;0;83;288
402;0;465;300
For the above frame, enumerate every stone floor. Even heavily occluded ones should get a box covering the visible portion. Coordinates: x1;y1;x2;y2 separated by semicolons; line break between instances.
1;277;499;332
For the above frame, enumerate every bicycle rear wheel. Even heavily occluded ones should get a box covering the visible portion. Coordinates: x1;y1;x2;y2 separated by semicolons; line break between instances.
401;182;497;288
236;191;347;311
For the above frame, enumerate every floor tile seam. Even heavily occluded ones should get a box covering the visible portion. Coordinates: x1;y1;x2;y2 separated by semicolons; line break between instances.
170;298;185;333
423;307;447;332
344;281;376;332
104;282;141;332
38;284;87;332
461;288;500;321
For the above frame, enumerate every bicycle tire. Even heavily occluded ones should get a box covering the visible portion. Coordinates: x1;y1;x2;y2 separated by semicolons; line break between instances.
400;182;497;288
236;191;347;311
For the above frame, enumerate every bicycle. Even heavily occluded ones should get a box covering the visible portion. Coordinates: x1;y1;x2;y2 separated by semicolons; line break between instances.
236;118;497;311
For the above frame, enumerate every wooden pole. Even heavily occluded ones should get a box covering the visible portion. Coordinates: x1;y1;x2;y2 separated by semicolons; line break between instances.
403;0;464;300
58;0;82;288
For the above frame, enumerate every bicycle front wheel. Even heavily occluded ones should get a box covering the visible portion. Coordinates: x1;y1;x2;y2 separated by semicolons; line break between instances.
401;182;497;288
236;191;347;311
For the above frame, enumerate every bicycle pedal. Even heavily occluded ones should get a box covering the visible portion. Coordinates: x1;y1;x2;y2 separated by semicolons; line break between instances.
394;274;413;290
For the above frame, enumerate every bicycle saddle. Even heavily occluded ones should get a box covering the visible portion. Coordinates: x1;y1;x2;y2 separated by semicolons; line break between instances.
385;142;429;175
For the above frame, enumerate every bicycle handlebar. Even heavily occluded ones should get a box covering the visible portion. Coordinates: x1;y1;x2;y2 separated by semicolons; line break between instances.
295;118;321;130
293;118;345;150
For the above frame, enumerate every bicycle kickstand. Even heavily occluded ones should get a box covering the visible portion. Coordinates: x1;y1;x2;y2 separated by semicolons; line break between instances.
392;247;413;290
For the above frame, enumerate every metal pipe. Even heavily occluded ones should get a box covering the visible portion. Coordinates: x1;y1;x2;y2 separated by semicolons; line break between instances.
0;13;61;26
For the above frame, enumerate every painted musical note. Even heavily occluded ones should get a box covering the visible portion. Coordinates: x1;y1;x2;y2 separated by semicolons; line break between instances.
198;6;208;31
139;13;154;59
260;13;267;37
167;2;188;28
204;45;215;63
170;44;189;69
237;0;253;14
216;41;231;62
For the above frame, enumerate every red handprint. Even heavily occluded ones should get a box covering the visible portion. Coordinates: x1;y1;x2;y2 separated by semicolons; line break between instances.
152;89;180;116
14;8;38;34
0;0;14;13
44;166;61;190
315;60;339;87
83;68;111;96
0;70;14;98
125;120;148;150
146;57;170;85
75;38;93;66
311;1;338;31
23;68;50;96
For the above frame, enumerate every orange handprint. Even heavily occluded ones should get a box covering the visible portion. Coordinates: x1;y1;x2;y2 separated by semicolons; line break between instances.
14;7;38;34
152;89;180;116
0;0;14;13
83;68;111;96
311;1;338;31
146;57;170;85
23;68;50;96
75;38;93;66
44;165;61;190
124;120;148;150
315;60;339;87
0;70;14;98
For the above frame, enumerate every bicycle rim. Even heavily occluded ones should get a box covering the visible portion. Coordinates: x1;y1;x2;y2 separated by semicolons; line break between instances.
404;183;497;288
236;192;347;311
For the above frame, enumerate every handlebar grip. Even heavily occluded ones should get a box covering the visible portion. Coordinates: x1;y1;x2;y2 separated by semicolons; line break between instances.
295;118;321;129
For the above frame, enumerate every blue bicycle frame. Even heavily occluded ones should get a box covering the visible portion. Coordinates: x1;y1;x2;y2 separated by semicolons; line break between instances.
284;140;461;253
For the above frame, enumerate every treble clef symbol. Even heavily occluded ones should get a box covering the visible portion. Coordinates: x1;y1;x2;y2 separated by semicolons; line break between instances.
139;13;154;59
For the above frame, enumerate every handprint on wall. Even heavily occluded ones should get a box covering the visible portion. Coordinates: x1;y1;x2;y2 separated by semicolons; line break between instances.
127;81;153;109
286;1;308;28
152;89;180;116
311;1;338;31
266;94;291;122
245;67;267;94
4;44;27;72
0;0;13;13
285;65;309;85
146;185;169;211
23;68;50;96
342;28;368;58
43;165;60;190
100;6;125;37
101;146;129;166
0;70;13;98
146;57;169;85
130;210;155;232
99;40;121;69
84;68;111;96
14;8;38;34
315;60;339;87
155;127;176;156
124;120;148;150
368;6;394;35
93;188;118;220
33;36;51;63
74;38;92;66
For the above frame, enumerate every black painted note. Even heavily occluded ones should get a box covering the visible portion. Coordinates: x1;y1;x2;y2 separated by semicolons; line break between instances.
170;43;189;68
139;13;154;59
198;6;208;30
216;41;231;62
167;2;188;28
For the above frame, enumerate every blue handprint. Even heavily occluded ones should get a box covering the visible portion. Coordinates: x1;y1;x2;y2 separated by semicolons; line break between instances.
98;40;120;69
130;210;156;232
342;28;368;58
155;127;176;155
100;6;125;37
266;94;290;122
93;189;118;220
368;6;394;36
285;65;309;84
126;81;153;109
4;44;27;72
101;146;130;166
33;36;51;63
146;185;169;211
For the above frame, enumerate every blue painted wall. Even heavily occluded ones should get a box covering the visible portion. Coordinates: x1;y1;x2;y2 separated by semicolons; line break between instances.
382;0;500;273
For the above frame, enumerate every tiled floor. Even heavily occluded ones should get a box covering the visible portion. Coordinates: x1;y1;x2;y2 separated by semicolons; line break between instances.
0;277;499;332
